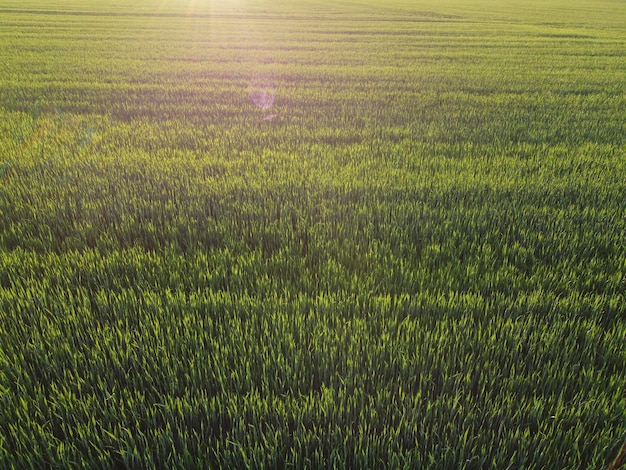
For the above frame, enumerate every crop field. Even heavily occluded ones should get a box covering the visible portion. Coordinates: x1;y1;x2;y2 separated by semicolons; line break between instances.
0;0;625;467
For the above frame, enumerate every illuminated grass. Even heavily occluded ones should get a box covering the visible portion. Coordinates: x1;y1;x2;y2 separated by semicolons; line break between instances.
0;0;625;467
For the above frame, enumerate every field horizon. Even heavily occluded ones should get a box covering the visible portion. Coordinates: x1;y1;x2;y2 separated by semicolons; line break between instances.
1;0;625;467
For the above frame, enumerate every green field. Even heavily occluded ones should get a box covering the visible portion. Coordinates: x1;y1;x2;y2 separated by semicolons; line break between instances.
1;0;625;467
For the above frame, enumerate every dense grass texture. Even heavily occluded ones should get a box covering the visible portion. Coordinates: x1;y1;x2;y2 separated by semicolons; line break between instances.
0;0;625;467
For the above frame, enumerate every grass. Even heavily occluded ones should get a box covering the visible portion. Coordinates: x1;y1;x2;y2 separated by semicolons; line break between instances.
0;0;625;467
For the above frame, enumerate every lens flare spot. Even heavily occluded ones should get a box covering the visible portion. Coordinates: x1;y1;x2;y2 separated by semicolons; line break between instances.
248;74;275;109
